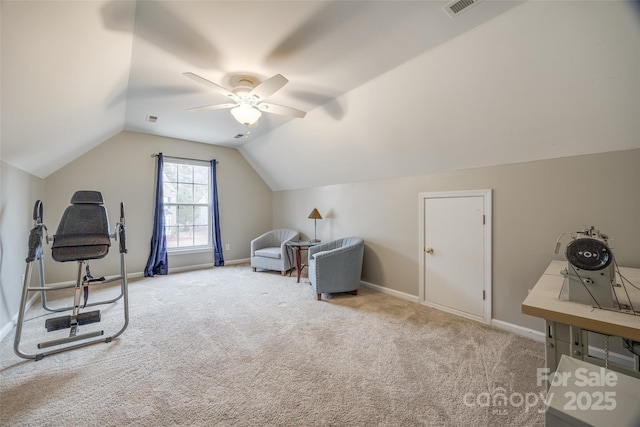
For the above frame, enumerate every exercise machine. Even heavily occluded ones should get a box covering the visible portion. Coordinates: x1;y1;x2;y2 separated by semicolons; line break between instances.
14;191;129;360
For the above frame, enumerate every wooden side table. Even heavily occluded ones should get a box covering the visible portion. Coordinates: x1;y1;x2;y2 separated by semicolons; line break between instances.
285;240;321;283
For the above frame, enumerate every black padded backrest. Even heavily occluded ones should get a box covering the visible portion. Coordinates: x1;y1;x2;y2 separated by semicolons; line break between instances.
52;191;111;262
70;190;104;204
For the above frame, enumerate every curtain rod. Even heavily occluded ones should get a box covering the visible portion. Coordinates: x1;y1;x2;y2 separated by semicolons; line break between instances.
151;153;218;164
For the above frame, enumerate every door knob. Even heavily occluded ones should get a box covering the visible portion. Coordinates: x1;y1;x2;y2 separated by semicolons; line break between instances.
425;247;434;254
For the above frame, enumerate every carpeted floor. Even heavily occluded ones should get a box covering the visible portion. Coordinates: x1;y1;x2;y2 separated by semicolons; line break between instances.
1;264;545;426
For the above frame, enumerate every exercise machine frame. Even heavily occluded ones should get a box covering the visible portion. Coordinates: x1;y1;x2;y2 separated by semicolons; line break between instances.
14;193;129;360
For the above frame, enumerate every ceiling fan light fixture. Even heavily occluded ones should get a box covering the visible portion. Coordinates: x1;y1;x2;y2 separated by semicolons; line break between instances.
231;105;262;126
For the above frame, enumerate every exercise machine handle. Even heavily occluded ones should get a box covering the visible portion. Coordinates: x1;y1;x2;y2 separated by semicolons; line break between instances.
26;201;45;262
33;200;43;223
118;202;127;254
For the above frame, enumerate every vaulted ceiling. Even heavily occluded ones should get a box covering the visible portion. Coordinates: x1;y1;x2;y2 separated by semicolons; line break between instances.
2;1;639;190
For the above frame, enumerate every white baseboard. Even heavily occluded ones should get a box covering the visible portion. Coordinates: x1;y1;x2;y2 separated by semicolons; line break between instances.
587;346;636;368
1;267;575;353
424;300;489;325
0;322;14;342
361;280;546;342
33;258;250;287
168;258;250;273
0;319;17;343
0;259;252;341
362;279;636;369
491;319;545;342
168;263;214;273
0;292;40;342
224;258;250;266
490;320;635;368
360;280;420;304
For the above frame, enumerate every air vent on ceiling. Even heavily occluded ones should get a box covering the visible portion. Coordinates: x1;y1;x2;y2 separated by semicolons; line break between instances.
444;0;481;18
233;133;245;139
146;115;158;123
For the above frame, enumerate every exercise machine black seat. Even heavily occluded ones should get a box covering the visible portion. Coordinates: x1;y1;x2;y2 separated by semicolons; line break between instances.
52;191;111;262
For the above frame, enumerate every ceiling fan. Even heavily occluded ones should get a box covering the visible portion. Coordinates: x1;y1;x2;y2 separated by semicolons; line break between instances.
183;72;306;126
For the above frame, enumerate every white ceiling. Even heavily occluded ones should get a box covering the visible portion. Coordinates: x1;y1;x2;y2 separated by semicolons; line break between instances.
2;1;639;190
1;0;520;178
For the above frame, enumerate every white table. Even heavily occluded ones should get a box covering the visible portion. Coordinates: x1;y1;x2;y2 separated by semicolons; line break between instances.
523;261;640;426
522;261;640;342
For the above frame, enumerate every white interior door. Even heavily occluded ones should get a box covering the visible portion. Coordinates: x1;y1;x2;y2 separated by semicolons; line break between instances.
420;190;491;324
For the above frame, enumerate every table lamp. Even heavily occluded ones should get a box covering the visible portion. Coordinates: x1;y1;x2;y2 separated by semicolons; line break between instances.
308;208;322;242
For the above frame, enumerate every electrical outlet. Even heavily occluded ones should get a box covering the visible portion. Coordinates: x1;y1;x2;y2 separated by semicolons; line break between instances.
225;244;230;251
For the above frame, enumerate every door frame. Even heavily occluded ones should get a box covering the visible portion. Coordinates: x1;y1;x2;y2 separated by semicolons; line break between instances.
418;189;492;325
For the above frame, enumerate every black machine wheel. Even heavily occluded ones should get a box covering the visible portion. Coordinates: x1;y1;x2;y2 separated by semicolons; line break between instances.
565;237;612;271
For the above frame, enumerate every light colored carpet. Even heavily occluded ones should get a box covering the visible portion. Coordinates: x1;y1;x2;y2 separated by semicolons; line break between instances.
1;264;545;426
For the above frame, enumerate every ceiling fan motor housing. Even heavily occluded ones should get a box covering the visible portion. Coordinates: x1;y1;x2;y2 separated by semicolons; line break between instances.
231;76;258;99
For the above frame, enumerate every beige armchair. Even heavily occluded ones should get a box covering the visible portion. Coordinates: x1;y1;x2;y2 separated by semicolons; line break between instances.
251;229;299;275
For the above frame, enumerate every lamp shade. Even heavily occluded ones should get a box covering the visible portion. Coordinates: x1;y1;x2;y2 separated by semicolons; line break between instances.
231;105;262;125
308;208;322;220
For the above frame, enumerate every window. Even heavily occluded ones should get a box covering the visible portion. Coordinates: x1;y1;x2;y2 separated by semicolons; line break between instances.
162;160;210;250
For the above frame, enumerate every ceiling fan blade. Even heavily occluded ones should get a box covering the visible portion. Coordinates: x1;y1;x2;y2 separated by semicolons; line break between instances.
103;2;220;69
183;72;236;99
258;102;306;118
250;74;288;100
187;103;236;112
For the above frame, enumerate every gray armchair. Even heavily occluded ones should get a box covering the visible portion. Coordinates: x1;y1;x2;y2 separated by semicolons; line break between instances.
308;237;364;300
251;229;299;275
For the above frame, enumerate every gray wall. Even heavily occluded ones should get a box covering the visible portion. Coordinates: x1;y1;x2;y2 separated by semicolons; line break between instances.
2;145;638;337
0;161;45;333
273;149;640;331
43;131;273;283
